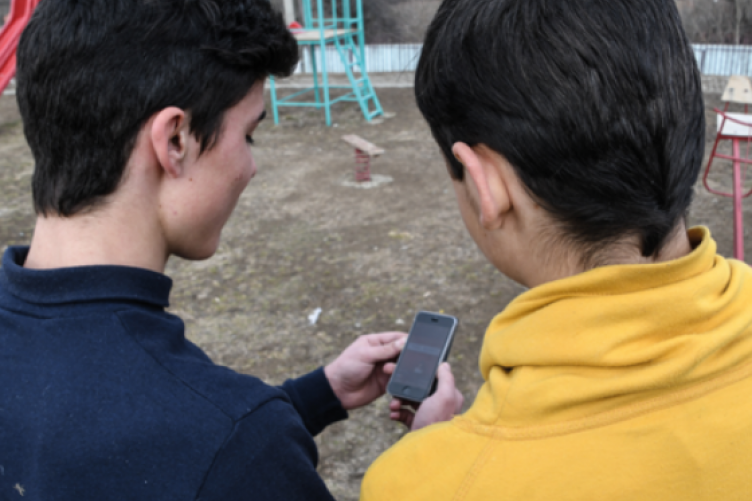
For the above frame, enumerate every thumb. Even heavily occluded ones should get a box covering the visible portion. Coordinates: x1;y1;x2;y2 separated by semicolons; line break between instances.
434;362;456;396
362;338;405;364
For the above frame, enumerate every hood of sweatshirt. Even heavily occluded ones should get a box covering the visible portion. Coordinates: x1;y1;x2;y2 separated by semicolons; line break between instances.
465;227;752;434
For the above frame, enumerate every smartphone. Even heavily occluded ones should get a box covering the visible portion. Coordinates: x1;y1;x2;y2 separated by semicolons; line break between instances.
387;311;458;403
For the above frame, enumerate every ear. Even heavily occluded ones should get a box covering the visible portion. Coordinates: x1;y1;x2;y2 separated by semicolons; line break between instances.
150;107;189;178
452;142;511;230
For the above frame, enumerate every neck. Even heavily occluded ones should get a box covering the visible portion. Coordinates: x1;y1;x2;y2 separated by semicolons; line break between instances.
523;222;693;288
25;203;168;273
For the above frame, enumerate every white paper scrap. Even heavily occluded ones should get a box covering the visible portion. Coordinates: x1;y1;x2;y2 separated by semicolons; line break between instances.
308;308;322;326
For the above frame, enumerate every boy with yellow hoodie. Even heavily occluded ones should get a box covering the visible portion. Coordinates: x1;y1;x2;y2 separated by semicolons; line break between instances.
362;0;752;499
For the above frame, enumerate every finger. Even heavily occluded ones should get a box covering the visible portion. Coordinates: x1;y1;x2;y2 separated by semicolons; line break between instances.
434;362;456;397
390;398;419;413
454;389;464;413
365;332;408;346
390;409;407;420
391;410;414;428
404;415;414;428
358;338;407;364
393;398;419;411
382;362;396;375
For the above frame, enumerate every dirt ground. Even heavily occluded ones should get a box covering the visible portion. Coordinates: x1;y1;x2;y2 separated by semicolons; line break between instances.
1;83;750;500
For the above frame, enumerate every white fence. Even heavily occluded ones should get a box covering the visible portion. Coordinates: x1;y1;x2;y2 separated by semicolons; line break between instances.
295;43;752;77
294;44;422;74
693;45;752;76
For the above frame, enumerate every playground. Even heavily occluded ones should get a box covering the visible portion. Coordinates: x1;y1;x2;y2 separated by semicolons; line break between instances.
2;0;752;497
0;79;750;498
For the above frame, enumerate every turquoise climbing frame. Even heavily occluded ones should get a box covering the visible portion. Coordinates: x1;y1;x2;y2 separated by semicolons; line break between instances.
269;0;384;126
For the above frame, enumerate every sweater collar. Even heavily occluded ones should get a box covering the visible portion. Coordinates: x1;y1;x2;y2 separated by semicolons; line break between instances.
1;246;172;307
468;227;752;427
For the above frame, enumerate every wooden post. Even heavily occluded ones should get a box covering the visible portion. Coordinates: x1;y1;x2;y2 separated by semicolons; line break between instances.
342;135;385;183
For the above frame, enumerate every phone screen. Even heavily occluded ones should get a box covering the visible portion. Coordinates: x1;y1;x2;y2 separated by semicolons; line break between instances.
388;312;457;401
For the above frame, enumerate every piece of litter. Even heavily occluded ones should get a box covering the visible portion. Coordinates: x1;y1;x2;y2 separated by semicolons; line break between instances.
423;292;431;297
308;308;322;325
388;230;413;240
395;319;405;325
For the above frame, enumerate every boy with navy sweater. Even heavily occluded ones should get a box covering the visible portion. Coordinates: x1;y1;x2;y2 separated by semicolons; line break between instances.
0;1;462;499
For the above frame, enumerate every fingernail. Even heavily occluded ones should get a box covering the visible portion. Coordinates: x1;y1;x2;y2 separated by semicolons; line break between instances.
395;338;406;350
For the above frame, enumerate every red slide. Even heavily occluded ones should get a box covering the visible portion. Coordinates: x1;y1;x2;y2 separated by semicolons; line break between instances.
0;0;41;95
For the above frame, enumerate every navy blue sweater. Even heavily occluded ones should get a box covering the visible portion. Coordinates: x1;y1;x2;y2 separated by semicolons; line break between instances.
0;247;348;501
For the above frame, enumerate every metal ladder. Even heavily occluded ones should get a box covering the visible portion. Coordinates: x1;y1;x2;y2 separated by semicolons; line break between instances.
334;31;383;122
269;0;384;126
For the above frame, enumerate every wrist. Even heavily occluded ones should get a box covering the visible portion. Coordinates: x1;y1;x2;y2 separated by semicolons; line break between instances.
323;363;347;408
282;367;348;436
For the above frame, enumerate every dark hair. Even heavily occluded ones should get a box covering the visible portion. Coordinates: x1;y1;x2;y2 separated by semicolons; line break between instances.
415;0;705;260
17;0;298;216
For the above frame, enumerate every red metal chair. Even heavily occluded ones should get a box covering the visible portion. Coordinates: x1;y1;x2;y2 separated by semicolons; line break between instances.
703;75;752;261
0;0;41;95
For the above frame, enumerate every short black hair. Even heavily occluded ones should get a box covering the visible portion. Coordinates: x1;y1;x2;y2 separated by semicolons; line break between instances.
416;0;705;260
17;0;298;216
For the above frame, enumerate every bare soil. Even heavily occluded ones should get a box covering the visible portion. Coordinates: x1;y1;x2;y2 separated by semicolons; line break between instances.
0;86;750;500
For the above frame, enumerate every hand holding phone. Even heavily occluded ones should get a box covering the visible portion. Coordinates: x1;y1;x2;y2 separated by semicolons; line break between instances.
389;362;464;431
324;331;408;410
387;311;458;403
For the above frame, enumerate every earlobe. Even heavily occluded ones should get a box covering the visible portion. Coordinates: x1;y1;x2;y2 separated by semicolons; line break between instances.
452;142;510;231
151;107;189;178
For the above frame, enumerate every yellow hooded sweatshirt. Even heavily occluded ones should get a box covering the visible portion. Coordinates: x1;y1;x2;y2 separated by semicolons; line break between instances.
362;228;752;500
